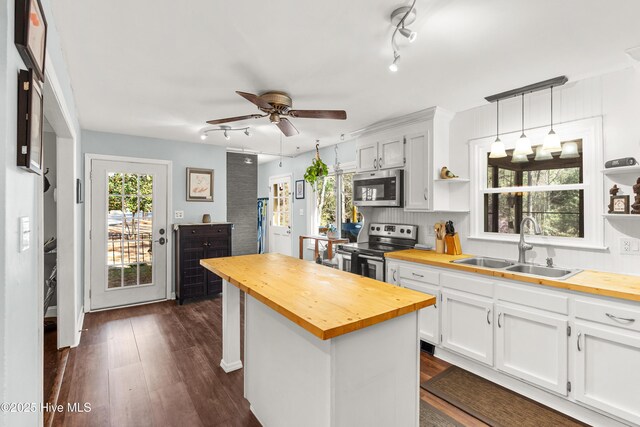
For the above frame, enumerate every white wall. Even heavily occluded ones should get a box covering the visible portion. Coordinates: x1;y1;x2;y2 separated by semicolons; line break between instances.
0;0;81;425
370;67;640;276
257;140;356;258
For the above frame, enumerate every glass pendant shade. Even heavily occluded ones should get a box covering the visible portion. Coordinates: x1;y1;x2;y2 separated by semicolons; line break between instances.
543;129;562;152
489;137;507;158
534;145;553;161
511;152;529;163
514;134;533;156
560;141;580;158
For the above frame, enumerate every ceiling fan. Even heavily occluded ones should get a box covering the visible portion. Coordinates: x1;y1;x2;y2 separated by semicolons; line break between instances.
206;91;347;137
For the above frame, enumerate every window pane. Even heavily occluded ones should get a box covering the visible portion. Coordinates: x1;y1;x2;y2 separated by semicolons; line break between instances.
319;176;336;232
340;172;362;242
139;174;153;195
522;190;583;237
124;173;138;195
108;173;123;195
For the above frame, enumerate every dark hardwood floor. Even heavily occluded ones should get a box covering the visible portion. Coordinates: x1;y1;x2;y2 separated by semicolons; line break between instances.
53;297;487;427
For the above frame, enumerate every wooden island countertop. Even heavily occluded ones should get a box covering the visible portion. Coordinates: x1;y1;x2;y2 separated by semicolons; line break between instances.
201;253;435;340
385;249;640;303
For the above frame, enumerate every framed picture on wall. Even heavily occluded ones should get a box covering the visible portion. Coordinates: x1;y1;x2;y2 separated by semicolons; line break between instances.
17;69;44;175
187;167;214;202
295;180;305;199
15;0;48;82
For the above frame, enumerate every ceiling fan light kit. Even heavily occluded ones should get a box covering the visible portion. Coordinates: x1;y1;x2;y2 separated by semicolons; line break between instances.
206;90;347;137
389;0;418;72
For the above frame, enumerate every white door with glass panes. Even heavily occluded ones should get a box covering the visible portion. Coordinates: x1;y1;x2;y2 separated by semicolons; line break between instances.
269;175;292;256
90;159;168;310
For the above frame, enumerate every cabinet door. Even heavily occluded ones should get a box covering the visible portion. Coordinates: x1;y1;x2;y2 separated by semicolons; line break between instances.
401;279;440;345
378;137;404;170
441;290;493;365
356;141;378;172
574;321;640;424
404;131;431;211
496;304;568;395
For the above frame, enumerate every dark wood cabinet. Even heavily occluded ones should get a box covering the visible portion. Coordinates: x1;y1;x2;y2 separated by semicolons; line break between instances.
174;223;232;304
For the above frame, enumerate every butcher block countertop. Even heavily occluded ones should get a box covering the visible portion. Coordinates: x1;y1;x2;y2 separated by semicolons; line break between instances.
385;249;640;303
201;253;435;340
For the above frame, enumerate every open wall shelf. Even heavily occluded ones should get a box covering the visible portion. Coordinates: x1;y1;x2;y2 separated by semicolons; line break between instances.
603;214;640;220
601;165;640;176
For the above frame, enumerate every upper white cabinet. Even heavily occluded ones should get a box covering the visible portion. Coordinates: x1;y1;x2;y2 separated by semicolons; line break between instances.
495;304;568;395
441;289;494;366
353;107;465;212
355;136;404;172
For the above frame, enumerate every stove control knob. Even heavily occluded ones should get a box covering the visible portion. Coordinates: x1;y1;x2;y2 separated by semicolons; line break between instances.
407;229;412;234
371;226;375;231
400;229;405;233
376;227;380;231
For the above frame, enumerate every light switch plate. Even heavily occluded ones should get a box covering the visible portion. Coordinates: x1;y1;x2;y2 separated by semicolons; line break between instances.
20;216;30;252
299;209;304;216
174;210;184;219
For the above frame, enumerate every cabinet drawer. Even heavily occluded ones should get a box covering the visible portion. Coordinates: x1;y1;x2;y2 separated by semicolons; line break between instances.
496;283;568;315
180;225;230;237
399;264;439;285
441;272;493;298
575;299;640;333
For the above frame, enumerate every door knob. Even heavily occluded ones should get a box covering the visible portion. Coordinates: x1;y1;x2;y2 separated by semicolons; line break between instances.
159;228;165;235
155;237;166;245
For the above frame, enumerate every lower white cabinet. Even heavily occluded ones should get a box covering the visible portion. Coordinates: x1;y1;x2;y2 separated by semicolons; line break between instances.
401;278;440;345
441;290;494;366
573;321;640;425
495;304;568;395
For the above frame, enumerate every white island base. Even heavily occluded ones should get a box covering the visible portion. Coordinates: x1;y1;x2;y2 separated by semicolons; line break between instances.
221;282;421;427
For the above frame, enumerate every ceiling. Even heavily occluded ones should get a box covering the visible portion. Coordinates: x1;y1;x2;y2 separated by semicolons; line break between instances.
53;0;640;157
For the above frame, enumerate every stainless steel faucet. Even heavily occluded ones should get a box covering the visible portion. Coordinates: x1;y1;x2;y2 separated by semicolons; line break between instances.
518;217;542;263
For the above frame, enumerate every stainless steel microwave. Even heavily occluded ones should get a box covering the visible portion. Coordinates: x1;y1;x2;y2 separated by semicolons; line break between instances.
353;169;403;207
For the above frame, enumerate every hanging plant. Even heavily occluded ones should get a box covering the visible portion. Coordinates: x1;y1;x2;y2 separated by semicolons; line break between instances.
304;143;328;192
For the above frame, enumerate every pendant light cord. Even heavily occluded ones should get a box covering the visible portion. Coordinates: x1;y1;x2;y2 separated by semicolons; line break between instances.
521;94;525;136
496;99;499;138
550;86;554;131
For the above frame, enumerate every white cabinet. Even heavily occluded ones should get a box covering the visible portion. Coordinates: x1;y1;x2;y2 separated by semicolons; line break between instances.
378;137;405;170
404;132;431;211
356;140;379;172
441;290;494;365
355;137;404;172
495;304;568;395
386;262;399;286
401;279;440;345
573;321;640;425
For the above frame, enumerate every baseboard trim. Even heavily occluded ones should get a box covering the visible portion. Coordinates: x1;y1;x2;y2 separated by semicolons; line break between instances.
220;359;243;373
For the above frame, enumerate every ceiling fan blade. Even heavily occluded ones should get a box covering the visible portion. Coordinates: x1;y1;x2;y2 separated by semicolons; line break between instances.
206;114;265;125
236;91;273;111
288;110;347;120
276;118;299;137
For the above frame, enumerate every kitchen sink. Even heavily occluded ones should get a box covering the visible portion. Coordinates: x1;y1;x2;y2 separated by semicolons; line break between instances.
451;257;581;280
505;264;581;280
452;257;515;269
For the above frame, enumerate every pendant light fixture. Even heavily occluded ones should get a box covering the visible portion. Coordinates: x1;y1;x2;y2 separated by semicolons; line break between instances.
511;153;529;163
542;86;562;152
514;94;533;156
534;145;553;161
560;141;580;159
489;99;507;158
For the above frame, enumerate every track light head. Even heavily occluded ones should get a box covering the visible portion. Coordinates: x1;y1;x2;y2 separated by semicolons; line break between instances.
399;26;417;43
244;128;251;137
389;53;400;72
200;133;207;141
224;130;230;140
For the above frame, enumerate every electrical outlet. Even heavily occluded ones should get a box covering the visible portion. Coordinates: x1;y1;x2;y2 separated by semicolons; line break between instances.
621;238;632;253
620;238;640;254
174;210;184;219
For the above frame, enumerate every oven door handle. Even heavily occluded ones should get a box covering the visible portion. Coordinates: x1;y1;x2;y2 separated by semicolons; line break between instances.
357;254;384;262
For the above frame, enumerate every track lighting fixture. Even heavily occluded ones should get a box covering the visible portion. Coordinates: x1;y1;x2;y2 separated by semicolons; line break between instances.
388;0;418;72
389;52;400;72
199;126;252;141
399;26;417;43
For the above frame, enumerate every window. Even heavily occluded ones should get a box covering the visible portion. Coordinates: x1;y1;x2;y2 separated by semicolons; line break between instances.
470;117;604;249
484;141;584;238
308;165;363;243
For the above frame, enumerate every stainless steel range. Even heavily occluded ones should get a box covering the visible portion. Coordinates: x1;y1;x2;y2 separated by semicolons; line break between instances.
335;223;418;282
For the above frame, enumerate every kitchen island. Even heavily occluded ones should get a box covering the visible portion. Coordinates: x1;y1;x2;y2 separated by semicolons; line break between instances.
201;253;435;427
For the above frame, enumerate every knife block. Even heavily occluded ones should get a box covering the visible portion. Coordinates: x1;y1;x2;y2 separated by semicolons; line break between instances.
445;233;462;255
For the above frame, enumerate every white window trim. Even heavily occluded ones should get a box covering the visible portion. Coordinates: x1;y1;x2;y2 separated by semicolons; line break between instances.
305;161;357;249
468;117;605;250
